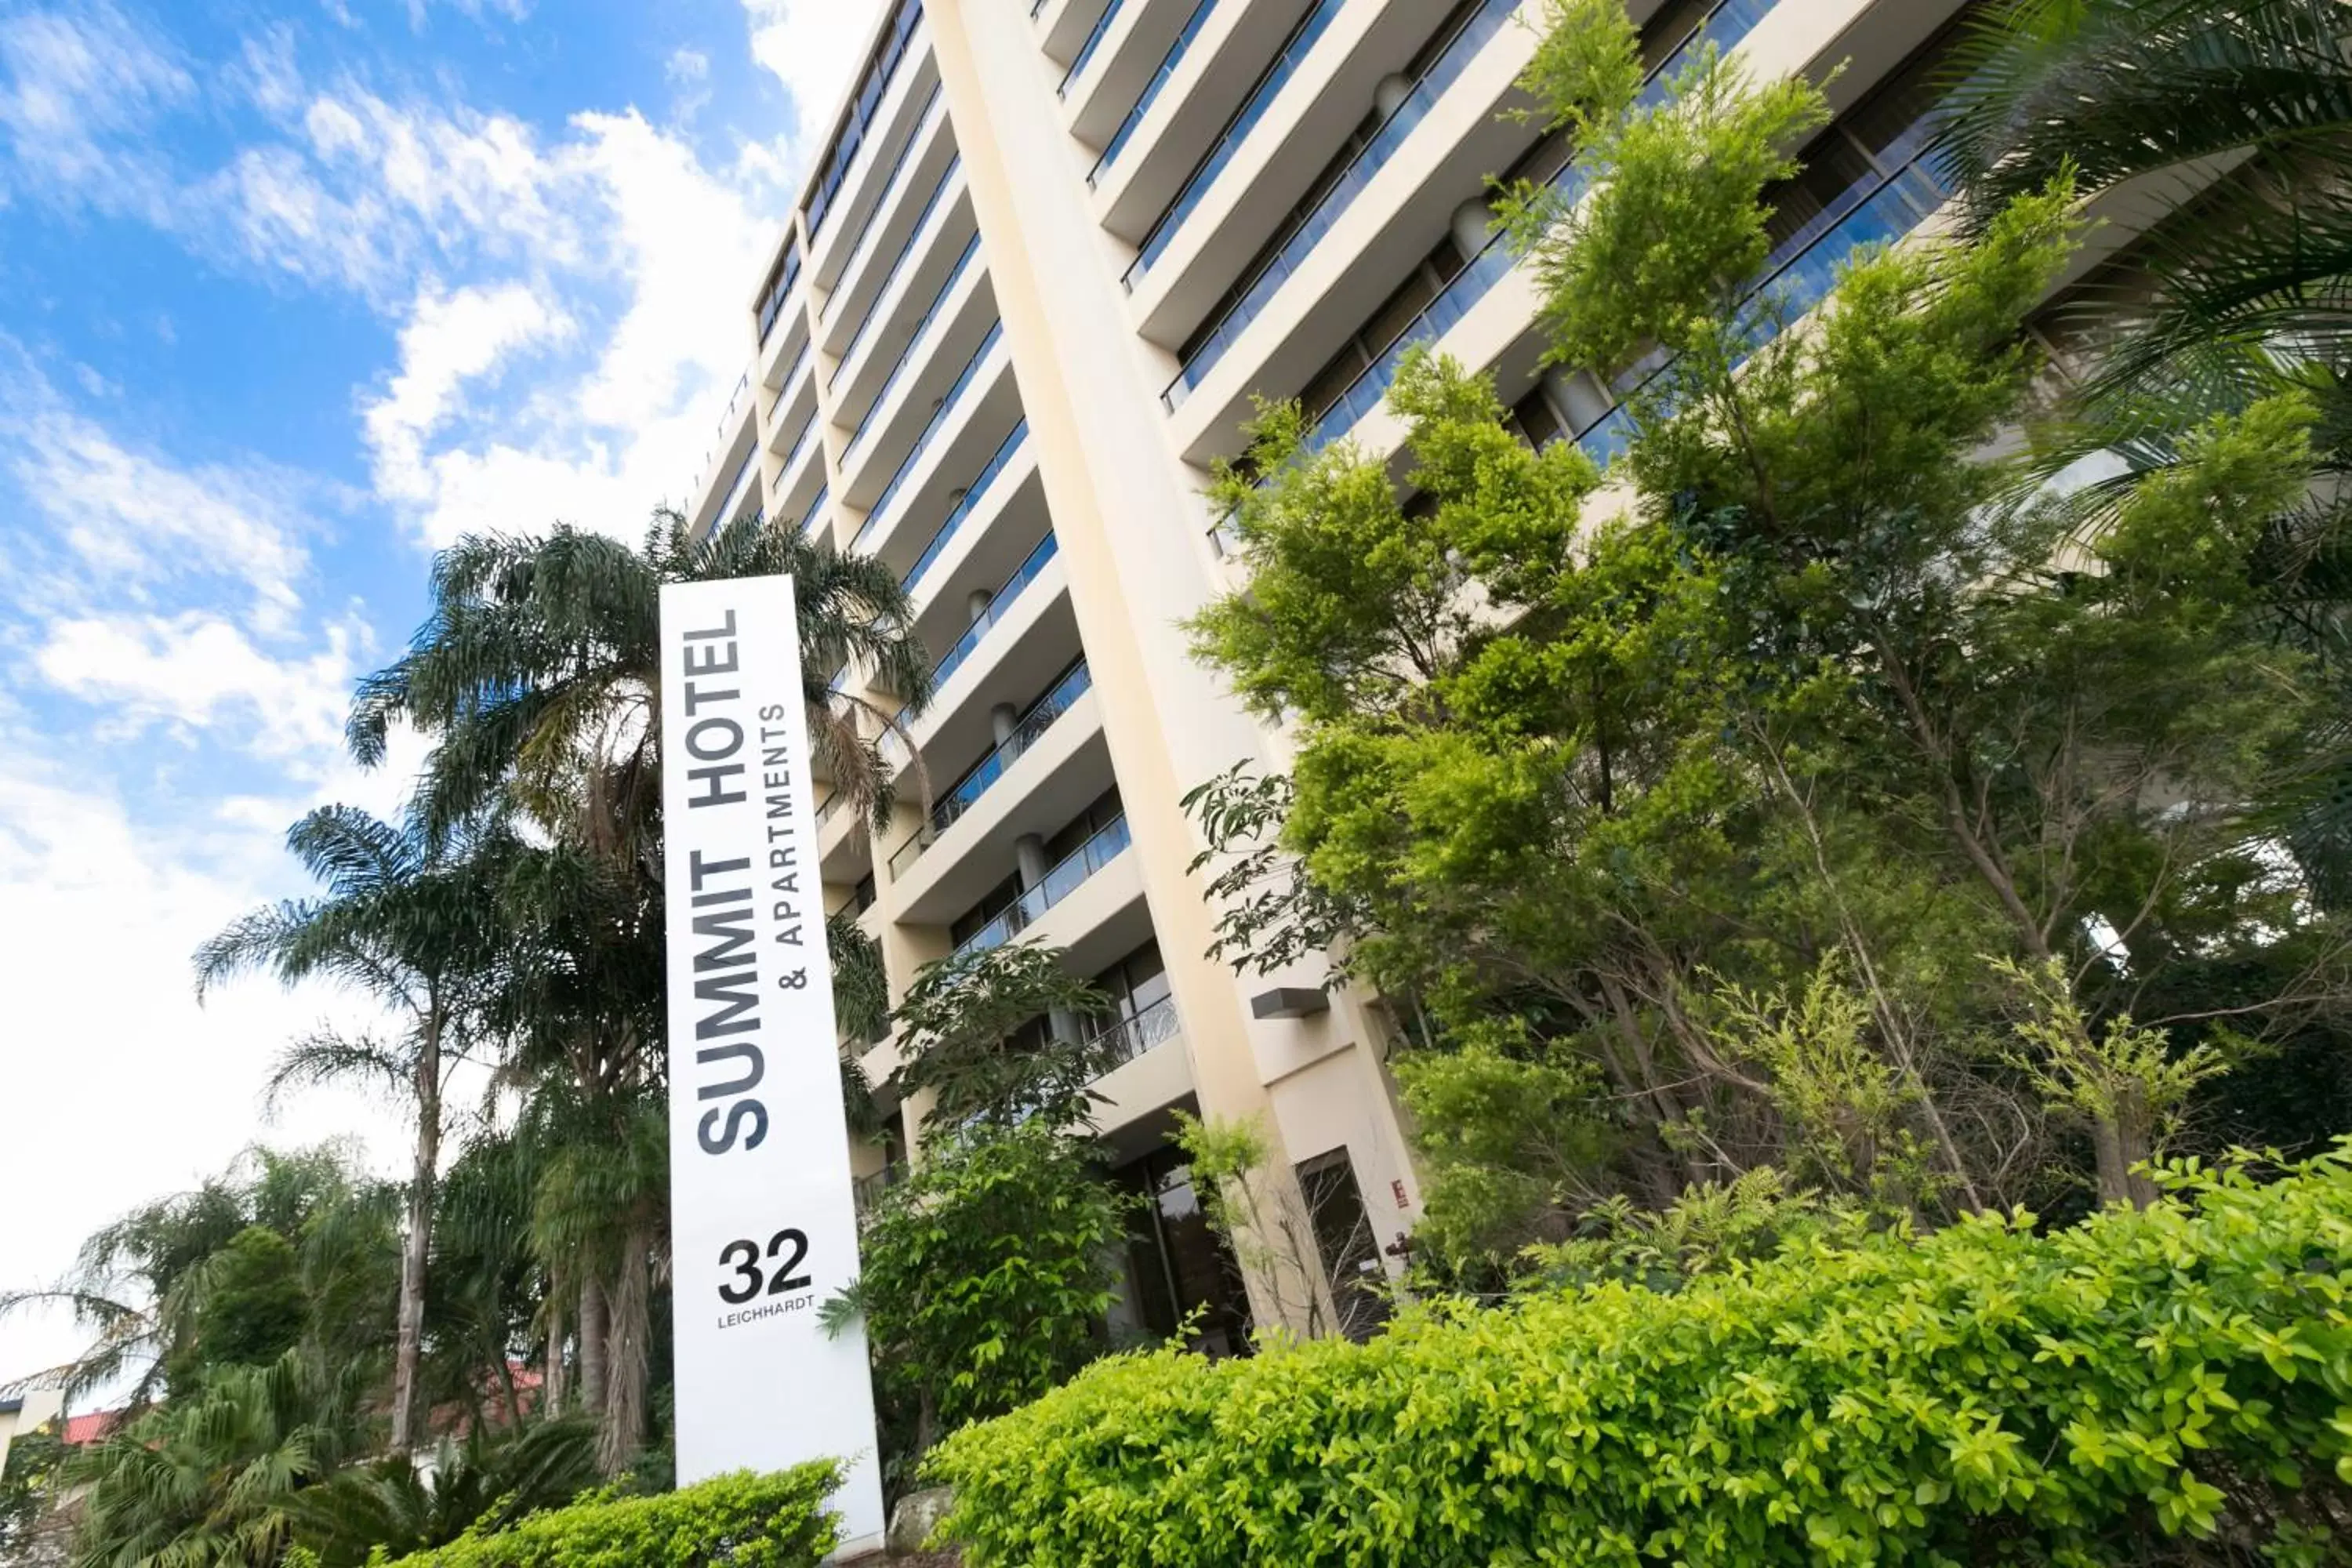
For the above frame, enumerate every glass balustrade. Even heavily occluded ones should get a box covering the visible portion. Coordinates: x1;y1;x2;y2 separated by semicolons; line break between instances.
888;659;1094;875
852;321;1005;551
1060;0;1125;97
845;231;982;458
902;419;1029;593
826;78;942;270
1090;993;1180;1067
1293;0;1778;460
931;532;1058;689
1573;144;1954;463
799;483;829;534
1089;0;1217;187
952;814;1132;958
1124;0;1347;287
1165;0;1519;408
834;154;964;385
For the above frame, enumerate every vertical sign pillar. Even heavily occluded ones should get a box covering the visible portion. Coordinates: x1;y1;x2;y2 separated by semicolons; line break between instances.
659;575;885;1553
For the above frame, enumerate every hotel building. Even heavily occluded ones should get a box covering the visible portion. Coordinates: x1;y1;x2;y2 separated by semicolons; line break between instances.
681;0;2185;1342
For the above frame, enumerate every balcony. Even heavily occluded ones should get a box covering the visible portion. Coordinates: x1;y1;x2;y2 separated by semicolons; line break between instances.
806;4;937;286
846;321;1014;561
822;82;954;352
829;157;975;417
1091;995;1195;1138
886;660;1106;916
1123;0;1446;351
841;232;987;472
1572;131;1955;463
765;340;818;456
931;532;1058;691
901;419;1031;598
1089;0;1217;188
1164;0;1524;412
953;814;1134;959
1091;0;1312;243
1293;0;1780;463
695;441;762;539
758;280;809;389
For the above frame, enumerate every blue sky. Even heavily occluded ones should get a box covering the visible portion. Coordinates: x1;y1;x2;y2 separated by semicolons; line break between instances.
0;0;881;1389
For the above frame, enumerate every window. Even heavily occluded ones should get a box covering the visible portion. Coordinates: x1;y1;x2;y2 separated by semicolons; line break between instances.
1296;237;1468;420
1110;1142;1254;1357
804;0;926;239
1295;1147;1392;1343
1044;786;1124;864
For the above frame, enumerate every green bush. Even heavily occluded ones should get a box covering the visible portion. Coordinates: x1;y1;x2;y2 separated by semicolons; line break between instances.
929;1151;2352;1566
363;1464;839;1568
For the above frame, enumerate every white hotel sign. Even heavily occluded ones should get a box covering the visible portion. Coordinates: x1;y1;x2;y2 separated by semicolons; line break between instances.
659;575;884;1550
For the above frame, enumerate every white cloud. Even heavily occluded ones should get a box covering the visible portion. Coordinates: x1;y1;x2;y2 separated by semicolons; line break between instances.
0;2;189;216
0;337;318;631
0;734;412;1393
365;281;573;504
33;613;358;762
742;0;885;171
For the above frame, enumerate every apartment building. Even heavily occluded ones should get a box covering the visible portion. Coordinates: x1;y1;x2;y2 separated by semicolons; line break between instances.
679;0;2177;1343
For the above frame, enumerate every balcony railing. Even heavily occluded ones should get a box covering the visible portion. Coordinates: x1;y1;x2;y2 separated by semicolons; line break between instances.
1090;993;1179;1068
888;659;1094;876
933;532;1058;689
757;245;801;344
799;482;830;534
902;419;1029;594
851;320;1005;551
1295;0;1777;459
774;333;813;403
815;790;844;831
1166;0;1519;409
953;814;1132;958
1060;0;1125;97
828;79;944;287
710;446;760;532
1090;0;1217;187
1573;153;1953;463
804;0;925;240
1123;0;1347;288
834;153;964;386
845;230;983;459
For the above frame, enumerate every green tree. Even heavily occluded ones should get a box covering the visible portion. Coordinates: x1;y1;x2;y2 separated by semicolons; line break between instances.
827;1122;1126;1471
890;942;1112;1134
197;808;507;1452
347;510;931;851
287;1418;599;1568
67;1352;372;1568
1188;0;2352;1261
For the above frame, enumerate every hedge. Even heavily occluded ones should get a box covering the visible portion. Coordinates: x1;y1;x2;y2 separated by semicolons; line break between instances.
928;1151;2352;1566
364;1464;839;1568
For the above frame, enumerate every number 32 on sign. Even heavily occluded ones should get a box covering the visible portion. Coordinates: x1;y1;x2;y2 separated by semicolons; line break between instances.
717;1227;815;1326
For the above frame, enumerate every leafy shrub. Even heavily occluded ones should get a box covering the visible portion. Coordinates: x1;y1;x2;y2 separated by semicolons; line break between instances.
359;1464;839;1568
929;1151;2352;1566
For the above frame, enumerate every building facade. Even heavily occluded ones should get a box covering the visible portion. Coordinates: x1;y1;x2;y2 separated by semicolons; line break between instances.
682;0;2170;1341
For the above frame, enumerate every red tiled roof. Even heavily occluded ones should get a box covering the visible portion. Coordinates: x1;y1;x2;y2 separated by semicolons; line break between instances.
62;1410;119;1446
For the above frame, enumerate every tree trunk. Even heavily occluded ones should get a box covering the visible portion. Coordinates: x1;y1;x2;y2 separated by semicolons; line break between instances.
390;1011;443;1454
598;1231;652;1477
579;1275;608;1422
543;1295;571;1414
2092;1083;2161;1209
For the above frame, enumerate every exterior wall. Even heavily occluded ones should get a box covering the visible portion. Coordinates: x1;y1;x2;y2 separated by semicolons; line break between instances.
679;0;2194;1337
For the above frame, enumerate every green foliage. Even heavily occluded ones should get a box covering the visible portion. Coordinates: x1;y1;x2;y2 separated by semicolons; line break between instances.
888;942;1112;1133
931;1149;2352;1566
290;1420;601;1568
182;1227;309;1377
68;1351;373;1568
1392;1032;1613;1277
1497;4;1829;376
829;1122;1127;1458
0;1421;64;1559
358;1464;840;1568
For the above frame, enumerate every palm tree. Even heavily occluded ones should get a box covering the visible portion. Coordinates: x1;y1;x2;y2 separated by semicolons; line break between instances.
0;1147;392;1413
287;1416;598;1568
66;1351;372;1568
346;508;933;860
1936;0;2352;429
195;808;507;1454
